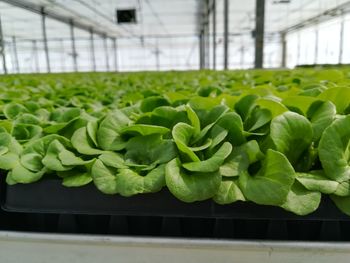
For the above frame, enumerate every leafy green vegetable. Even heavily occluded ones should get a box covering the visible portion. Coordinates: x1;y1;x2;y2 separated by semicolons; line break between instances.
116;164;166;197
318;87;350;114
125;134;177;166
319;115;350;182
239;149;295;206
182;142;232;172
220;140;264;177
280;181;321;216
1;68;350;216
72;127;104;155
213;179;245;204
62;172;92;187
165;158;221;202
91;159;118;194
307;101;336;142
172;123;200;162
269;112;313;166
331;195;350;216
96;110;129;151
0;132;22;170
296;171;339;194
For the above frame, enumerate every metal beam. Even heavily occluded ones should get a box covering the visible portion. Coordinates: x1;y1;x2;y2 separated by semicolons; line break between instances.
12;36;20;73
16;32;263;42
112;37;118;71
223;0;229;69
0;0;110;38
254;0;265;69
90;29;96;72
41;7;50;73
281;1;350;34
212;0;216;70
0;15;7;74
70;20;78;72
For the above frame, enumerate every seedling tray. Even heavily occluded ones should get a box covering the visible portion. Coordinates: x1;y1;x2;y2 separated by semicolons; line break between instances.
1;179;349;220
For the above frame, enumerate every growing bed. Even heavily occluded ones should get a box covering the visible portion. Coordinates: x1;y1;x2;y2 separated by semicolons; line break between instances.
1;69;350;219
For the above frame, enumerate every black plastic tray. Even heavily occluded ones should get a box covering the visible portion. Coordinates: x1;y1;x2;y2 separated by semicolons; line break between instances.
1;179;349;220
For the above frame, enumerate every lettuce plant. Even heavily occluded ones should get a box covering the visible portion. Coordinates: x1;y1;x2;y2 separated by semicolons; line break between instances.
1;69;350;216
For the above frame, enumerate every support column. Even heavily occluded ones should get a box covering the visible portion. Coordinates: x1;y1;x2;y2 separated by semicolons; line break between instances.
212;0;216;70
297;32;301;65
41;7;51;73
204;0;210;69
199;32;204;69
32;40;39;72
112;37;118;71
199;0;212;70
70;19;78;72
155;38;160;71
103;34;109;71
281;32;287;68
90;28;96;71
314;27;318;65
339;13;345;64
60;38;65;72
240;46;245;68
223;0;229;69
0;16;7;74
254;0;265;68
12;36;19;73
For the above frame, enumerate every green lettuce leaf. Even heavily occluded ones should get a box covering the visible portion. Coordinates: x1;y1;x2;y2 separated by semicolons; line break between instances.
213;179;246;204
182;142;232;172
96;110;130;151
319;115;350;182
280;181;321;216
239;149;295;206
116;164;166;197
165;158;221;202
270;111;313;165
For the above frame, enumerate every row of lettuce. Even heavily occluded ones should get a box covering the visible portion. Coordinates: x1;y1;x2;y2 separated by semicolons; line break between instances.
1;69;350;216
